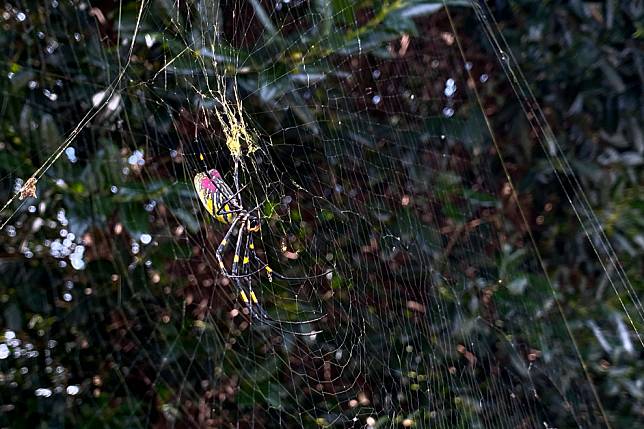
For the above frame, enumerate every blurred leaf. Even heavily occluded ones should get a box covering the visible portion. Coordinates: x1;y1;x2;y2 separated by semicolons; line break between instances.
172;207;201;233
120;203;149;239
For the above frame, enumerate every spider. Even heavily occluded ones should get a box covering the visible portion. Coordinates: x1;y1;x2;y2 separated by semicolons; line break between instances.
193;157;327;336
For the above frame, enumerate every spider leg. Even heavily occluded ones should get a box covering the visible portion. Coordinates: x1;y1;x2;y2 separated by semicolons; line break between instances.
214;206;245;224
252;255;333;282
230;247;320;335
258;319;324;337
212;158;250;224
215;216;240;276
225;254;333;282
230;217;247;283
239;232;270;321
244;286;325;336
237;231;325;335
251;296;325;335
213;184;248;217
228;222;263;320
243;233;332;281
223;230;264;281
249;244;327;324
239;197;333;283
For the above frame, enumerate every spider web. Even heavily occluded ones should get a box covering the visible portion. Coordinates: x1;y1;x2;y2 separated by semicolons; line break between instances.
0;1;641;428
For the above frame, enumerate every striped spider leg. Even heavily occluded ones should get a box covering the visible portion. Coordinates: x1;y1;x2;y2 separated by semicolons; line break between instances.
194;162;330;283
233;229;323;336
242;233;332;283
193;160;326;333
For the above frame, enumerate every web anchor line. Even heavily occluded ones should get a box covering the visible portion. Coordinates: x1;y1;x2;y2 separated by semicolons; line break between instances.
470;0;643;348
445;1;615;426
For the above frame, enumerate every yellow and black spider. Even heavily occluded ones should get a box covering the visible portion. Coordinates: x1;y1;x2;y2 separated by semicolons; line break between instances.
193;158;326;336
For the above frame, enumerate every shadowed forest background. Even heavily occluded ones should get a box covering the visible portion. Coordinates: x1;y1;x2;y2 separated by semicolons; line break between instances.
0;1;642;428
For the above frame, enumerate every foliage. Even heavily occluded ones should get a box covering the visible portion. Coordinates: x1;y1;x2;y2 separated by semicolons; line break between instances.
0;0;641;427
482;2;644;422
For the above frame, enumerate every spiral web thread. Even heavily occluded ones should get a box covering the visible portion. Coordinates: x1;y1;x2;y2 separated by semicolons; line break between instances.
0;1;639;427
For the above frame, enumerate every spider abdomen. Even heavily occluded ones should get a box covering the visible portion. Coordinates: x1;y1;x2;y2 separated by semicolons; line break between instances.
194;169;240;224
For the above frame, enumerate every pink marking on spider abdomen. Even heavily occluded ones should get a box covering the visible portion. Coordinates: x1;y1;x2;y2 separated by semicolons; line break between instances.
199;169;222;192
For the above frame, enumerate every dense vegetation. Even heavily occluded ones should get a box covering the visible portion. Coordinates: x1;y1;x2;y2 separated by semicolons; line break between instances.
0;1;641;427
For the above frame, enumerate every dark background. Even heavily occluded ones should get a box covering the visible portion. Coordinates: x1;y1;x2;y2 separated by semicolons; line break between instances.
0;1;642;427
